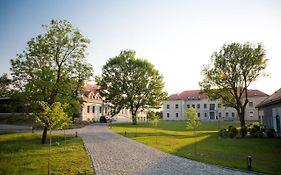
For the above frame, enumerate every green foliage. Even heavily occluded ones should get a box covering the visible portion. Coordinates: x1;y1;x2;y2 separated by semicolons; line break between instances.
266;128;276;138
0;73;12;97
200;42;268;127
10;19;93;115
228;126;238;138
36;101;71;130
150;111;159;127
240;126;247;137
98;50;167;124
185;107;201;129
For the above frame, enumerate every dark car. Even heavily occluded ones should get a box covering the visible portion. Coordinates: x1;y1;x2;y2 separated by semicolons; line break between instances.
99;116;107;123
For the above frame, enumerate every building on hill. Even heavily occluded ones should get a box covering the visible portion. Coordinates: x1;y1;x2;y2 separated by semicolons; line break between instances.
79;83;147;121
256;88;281;135
162;89;268;121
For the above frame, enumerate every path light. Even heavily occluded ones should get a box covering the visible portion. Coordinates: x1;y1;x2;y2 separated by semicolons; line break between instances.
247;156;252;170
75;131;78;137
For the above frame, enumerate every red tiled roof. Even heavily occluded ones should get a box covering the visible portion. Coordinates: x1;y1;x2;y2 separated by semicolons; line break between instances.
82;83;103;103
167;89;268;101
256;88;281;108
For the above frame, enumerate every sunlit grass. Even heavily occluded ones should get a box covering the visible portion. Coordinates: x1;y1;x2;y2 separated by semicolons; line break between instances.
0;132;93;175
111;121;281;175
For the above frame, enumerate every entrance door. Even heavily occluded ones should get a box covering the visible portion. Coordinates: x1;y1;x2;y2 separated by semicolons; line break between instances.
210;112;215;120
276;115;280;135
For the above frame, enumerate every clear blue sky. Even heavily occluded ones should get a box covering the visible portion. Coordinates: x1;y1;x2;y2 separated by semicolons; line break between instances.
1;0;281;95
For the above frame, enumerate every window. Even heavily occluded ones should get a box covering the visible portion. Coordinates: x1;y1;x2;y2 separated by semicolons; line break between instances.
250;111;254;117
87;106;90;113
187;104;190;108
92;106;95;113
100;106;102;113
175;104;179;109
204;104;207;109
167;113;170;118
167;104;170;109
218;103;221;108
197;113;200;117
197;104;200;109
204;113;207;117
210;104;215;110
176;113;179;117
232;112;235;118
226;112;229;118
249;102;253;107
192;104;195;108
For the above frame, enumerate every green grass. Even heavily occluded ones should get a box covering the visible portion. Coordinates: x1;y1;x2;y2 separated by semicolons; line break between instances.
111;121;281;175
0;132;93;175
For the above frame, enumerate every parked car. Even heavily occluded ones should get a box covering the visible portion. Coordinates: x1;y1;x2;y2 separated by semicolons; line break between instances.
99;116;107;123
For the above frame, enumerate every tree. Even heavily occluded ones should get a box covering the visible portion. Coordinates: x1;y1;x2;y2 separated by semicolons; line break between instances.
10;19;93;144
0;73;11;97
98;50;167;125
36;101;71;175
185;107;201;154
200;42;267;127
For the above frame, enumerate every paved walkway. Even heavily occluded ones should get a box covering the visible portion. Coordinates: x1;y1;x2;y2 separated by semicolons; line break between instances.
0;124;256;175
72;124;255;175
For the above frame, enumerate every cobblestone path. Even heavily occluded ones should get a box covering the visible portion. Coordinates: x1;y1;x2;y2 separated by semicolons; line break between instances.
75;124;255;175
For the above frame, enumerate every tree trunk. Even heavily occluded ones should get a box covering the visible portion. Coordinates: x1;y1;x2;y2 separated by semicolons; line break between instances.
42;126;48;144
132;115;137;125
239;111;246;128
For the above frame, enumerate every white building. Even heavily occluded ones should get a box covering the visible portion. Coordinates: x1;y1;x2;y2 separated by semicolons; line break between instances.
163;89;268;121
80;83;147;121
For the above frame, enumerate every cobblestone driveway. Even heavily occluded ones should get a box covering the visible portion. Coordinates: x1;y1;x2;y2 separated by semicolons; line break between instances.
73;124;255;175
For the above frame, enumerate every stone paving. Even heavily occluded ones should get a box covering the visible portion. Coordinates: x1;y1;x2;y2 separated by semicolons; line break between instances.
74;124;255;175
0;124;256;175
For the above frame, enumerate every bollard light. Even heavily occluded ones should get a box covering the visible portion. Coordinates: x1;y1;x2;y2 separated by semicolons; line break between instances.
75;131;78;137
247;156;252;170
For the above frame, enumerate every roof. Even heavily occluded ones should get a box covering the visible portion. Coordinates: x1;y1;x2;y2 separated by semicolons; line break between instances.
82;83;103;103
256;88;281;108
167;89;268;101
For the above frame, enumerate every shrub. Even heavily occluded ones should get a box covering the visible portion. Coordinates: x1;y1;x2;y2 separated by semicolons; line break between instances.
240;126;247;137
256;131;264;138
228;126;238;138
219;128;228;138
249;127;258;137
266;128;276;138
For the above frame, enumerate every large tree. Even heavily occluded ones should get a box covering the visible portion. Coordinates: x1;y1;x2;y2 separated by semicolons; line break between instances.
98;50;167;125
199;42;267;127
10;19;93;144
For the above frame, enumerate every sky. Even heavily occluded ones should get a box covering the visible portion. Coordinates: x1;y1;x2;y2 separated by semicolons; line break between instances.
0;0;281;95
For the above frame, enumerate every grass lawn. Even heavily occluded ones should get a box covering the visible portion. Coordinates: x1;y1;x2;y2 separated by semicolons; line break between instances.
0;132;93;175
111;120;281;175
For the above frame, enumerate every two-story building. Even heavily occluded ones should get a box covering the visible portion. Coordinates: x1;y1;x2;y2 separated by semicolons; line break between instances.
163;89;268;121
80;83;147;121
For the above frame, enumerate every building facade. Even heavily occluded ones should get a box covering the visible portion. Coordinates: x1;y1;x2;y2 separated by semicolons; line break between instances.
80;83;147;121
256;88;281;135
163;89;268;121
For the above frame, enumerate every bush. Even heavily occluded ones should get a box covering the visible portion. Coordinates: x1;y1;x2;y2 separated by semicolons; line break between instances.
249;127;258;137
256;131;264;138
240;126;247;137
266;128;276;138
228;127;238;138
219;128;228;138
